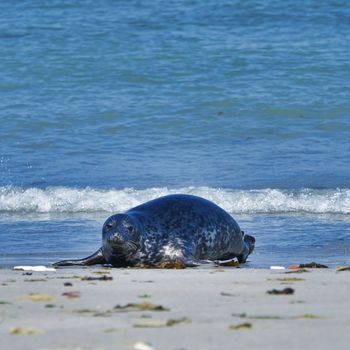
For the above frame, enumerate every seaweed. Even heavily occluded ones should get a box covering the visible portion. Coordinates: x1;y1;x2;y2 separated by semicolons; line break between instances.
81;275;113;281
17;294;55;302
114;301;169;312
62;291;81;299
232;313;283;320
73;309;96;313
296;314;324;319
220;292;236;297
133;322;165;328
276;278;305;282
53;275;81;280
93;270;111;275
134;260;186;269
229;323;252;330
267;287;295;295
133;317;190;328
133;280;155;283
248;315;284;320
73;309;112;317
165;317;191;326
232;312;322;320
299;262;328;268
231;313;247;318
138;294;151;298
24;279;47;282
156;260;186;269
10;327;43;335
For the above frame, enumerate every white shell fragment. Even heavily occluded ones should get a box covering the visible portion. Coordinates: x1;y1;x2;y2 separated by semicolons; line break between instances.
13;265;56;272
133;341;155;350
270;266;286;270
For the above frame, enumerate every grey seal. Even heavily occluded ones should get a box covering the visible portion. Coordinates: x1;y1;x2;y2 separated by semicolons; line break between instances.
53;194;255;267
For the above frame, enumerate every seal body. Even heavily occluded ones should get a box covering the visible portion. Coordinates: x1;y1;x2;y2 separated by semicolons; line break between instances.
54;194;255;267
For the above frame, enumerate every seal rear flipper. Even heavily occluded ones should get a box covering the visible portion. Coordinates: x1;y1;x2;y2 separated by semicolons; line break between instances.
237;234;255;263
184;258;240;267
244;234;255;255
214;258;240;267
183;258;214;267
53;248;106;266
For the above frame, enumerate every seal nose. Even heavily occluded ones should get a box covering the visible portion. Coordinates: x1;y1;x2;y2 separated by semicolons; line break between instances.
108;233;124;245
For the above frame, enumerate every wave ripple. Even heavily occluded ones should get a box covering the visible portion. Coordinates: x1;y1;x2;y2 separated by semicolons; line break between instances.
1;186;350;215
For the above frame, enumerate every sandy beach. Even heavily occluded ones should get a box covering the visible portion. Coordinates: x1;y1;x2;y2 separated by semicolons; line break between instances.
0;266;349;350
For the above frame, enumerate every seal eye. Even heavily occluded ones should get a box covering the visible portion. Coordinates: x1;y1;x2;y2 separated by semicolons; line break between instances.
127;226;134;234
105;223;113;229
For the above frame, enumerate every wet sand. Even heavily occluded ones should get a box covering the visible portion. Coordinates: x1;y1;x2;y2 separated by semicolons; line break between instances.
0;266;349;350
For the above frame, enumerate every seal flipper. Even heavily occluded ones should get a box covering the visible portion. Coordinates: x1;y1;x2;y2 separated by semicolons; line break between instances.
214;257;240;266
53;248;106;266
183;258;214;267
184;258;239;267
237;234;255;263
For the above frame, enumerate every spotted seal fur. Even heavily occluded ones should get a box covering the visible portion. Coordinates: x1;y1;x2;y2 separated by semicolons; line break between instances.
53;194;255;267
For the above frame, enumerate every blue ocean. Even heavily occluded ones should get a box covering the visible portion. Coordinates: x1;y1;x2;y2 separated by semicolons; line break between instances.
1;0;349;268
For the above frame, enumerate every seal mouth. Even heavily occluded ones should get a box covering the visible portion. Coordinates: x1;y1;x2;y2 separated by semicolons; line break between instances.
107;235;139;256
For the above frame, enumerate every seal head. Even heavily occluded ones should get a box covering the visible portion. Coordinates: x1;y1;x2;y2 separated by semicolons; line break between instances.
102;214;141;266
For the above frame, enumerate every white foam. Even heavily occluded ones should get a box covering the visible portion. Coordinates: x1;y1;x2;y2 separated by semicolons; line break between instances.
0;186;350;214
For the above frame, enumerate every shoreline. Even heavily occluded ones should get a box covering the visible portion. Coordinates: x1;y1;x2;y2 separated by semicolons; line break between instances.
0;267;349;350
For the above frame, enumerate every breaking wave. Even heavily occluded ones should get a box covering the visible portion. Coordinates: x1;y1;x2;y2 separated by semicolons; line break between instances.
1;186;350;215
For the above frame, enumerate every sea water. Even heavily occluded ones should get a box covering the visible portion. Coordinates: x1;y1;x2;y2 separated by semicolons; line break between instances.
1;0;349;267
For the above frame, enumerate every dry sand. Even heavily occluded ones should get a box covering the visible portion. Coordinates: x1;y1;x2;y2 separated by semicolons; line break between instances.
0;266;349;350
